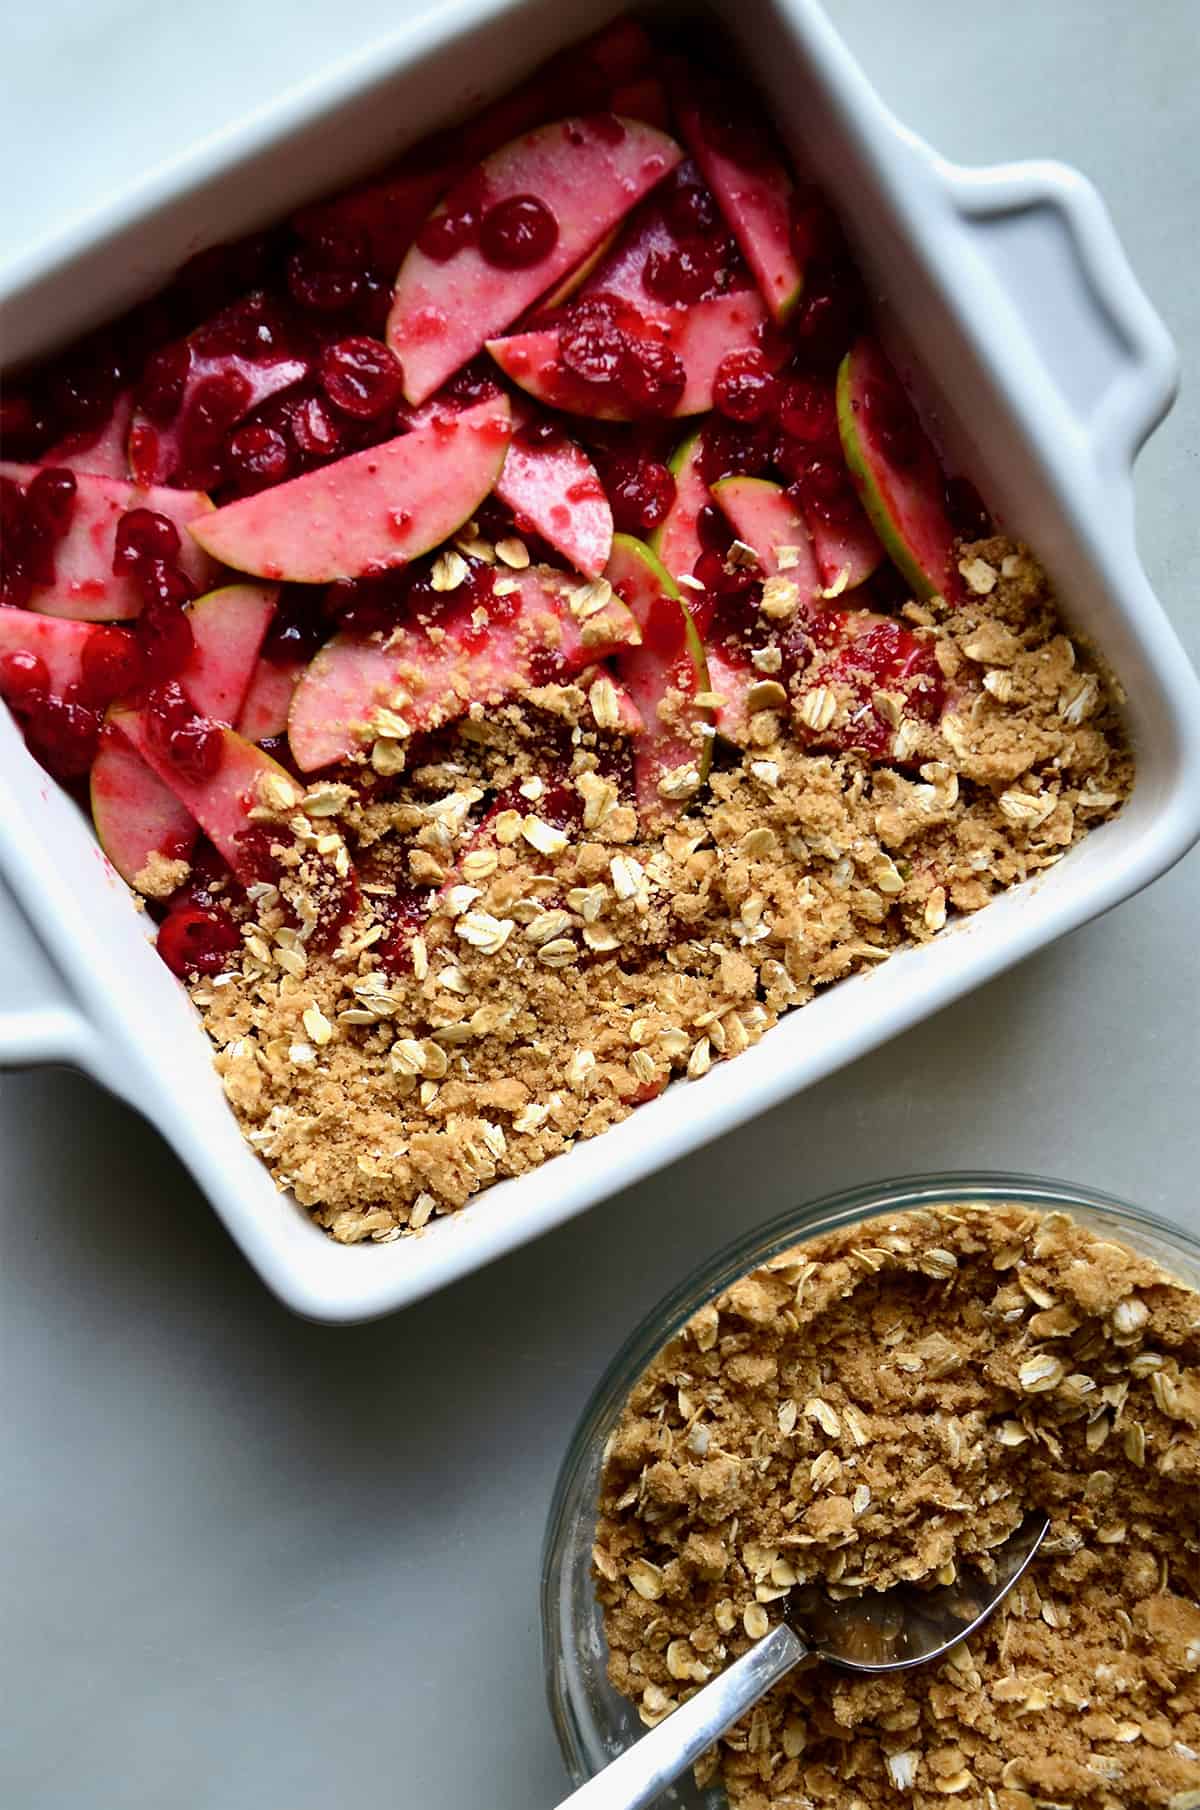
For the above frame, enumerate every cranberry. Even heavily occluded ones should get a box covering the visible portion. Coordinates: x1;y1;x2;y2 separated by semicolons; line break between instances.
286;248;362;314
287;393;341;460
944;475;992;540
157;903;241;977
139;559;197;614
264;585;327;663
224;422;293;492
787;456;858;526
416;210;476;263
515;412;563;450
694;547;760;598
319;337;405;419
193;293;291;361
479;194;558;269
662;169;719;240
788;188;842;267
138;341;193;425
712;349;777;423
619;336;686;417
0;649;50;709
25;467;77;538
777;377;837;444
697;419;772;486
178;370;255;475
862;381;923;470
753;318;791;372
79;626;144;706
559;298;629;387
791;261;863;369
113;508;181;578
324;575;403;638
642;239;733;307
444;359;503;407
233;824;283;886
147;682;223;783
696;502;729;553
27;694;101;777
604;454;676;536
139;600;195;685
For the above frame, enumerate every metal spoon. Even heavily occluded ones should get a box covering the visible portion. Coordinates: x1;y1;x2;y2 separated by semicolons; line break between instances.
556;1511;1049;1810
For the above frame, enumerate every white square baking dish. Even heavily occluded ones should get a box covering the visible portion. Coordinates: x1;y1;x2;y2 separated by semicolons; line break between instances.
2;0;1198;1322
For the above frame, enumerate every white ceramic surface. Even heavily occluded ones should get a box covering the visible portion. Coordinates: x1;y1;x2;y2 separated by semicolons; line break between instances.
2;0;1198;1322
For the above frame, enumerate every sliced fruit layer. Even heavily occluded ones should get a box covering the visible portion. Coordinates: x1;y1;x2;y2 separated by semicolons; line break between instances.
237;654;305;742
91;729;196;890
183;584;278;724
288;564;641;772
651;430;708;586
496;407;612;578
111;713;301;881
667;60;803;322
0;463;217;621
487;290;766;421
837;337;961;603
43;390;133;479
710;475;820;594
388;116;683;404
187;396;511;583
803;492;883;592
607;533;711;822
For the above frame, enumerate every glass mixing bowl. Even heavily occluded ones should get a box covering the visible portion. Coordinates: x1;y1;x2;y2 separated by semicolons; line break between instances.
541;1172;1200;1801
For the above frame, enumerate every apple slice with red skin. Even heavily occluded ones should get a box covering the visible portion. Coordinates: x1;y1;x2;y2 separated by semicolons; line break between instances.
187;396;511;583
650;430;708;587
837;337;961;603
607;534;711;823
237;654;305;742
666;60;803;323
487;289;767;421
388;117;683;405
0;463;217;621
43;390;133;479
710;475;821;596
288;564;641;772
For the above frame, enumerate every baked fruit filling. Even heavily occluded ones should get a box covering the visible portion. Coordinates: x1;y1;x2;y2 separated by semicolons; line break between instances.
0;21;1131;1240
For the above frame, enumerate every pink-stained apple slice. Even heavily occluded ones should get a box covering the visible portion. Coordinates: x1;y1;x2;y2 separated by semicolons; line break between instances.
537;229;621;313
606;533;711;822
575;663;644;735
650;430;708;586
666;60;803;322
710;475;820;596
837;337;961;603
288;564;641;772
42;390;133;479
183;583;277;724
703;640;754;748
575;159;755;321
237;655;305;742
0;463;217;621
186;396;511;583
387;117;683;405
110;713;304;881
803;493;884;592
496;408;612;577
0;611;107;697
487;289;766;421
90;728;196;891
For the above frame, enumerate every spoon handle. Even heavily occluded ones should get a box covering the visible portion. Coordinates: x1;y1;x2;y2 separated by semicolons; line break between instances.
555;1623;807;1810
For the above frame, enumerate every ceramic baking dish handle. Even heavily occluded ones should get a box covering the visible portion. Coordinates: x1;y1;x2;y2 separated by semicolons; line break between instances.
940;160;1179;481
0;871;100;1070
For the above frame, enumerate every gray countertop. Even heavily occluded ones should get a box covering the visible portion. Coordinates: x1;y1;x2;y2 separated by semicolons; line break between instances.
2;2;1197;1805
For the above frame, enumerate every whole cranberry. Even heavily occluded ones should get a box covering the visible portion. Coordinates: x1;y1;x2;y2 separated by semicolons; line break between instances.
139;601;195;686
286;248;362;314
79;626;144;706
712;349;777;423
619;336;686;417
605;454;676;536
138;559;197;613
25;467;77;538
0;649;50;710
290;393;343;460
559;299;629;387
662;170;719;240
113;508;182;578
478;194;558;269
319;337;405;419
777;377;838;444
138;341;193;424
157;903;241;977
693;547;761;598
224;422;294;492
28;694;101;777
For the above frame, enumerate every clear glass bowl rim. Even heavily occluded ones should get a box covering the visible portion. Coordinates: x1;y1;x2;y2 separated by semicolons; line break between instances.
540;1169;1200;1789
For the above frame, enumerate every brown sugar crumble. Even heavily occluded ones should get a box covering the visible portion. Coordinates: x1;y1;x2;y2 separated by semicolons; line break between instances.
593;1203;1200;1810
191;540;1132;1240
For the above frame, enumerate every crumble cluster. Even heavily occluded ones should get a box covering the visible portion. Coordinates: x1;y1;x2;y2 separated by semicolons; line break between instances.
191;538;1132;1238
594;1202;1200;1810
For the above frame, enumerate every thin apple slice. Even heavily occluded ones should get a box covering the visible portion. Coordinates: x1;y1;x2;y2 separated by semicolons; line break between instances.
91;729;196;891
803;494;884;592
666;60;803;322
837;337;961;603
42;390;133;479
651;430;708;587
183;583;277;723
704;640;754;748
496;408;612;578
575;663;644;735
237;654;305;743
0;463;217;621
187;396;511;583
710;475;821;595
388;117;683;405
288;564;641;772
576;158;755;320
487;290;766;421
110;713;302;881
607;534;711;822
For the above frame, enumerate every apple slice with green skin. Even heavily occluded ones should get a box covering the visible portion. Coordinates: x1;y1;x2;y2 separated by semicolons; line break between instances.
110;712;303;882
42;390;133;480
710;475;821;596
650;431;709;587
288;564;641;772
487;289;766;421
237;654;305;743
606;533;712;822
837;337;961;603
665;60;803;323
0;463;217;621
388;117;683;405
90;731;196;891
187;396;511;584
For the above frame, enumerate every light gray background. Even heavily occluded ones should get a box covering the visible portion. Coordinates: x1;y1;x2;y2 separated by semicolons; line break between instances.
2;3;1197;1806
